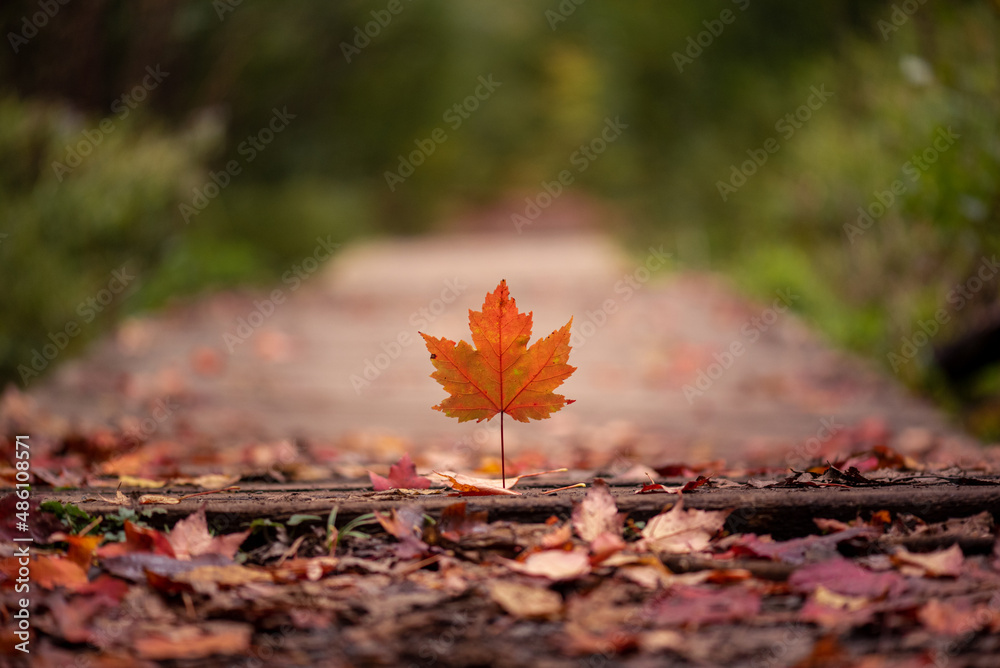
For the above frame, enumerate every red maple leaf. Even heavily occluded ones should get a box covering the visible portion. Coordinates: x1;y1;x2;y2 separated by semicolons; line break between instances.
420;280;576;486
369;453;431;491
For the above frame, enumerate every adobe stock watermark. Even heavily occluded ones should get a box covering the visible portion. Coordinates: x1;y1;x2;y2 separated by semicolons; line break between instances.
545;0;586;30
877;0;927;40
349;278;468;394
843;126;959;244
570;246;671;349
223;235;339;353
512;116;628;233
122;396;181;442
18;264;137;385
7;0;71;54
887;255;999;373
384;75;501;191
672;0;751;73
682;289;799;403
50;65;169;182
717;84;833;201
179;106;296;223
340;0;418;63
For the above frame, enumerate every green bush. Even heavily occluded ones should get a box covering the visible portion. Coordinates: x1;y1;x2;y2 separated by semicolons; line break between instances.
0;97;216;386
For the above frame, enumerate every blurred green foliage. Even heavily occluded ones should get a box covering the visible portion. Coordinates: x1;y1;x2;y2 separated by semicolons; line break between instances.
1;0;998;433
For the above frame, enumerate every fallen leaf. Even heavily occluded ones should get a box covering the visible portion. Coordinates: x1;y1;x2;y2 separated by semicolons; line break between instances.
489;581;563;619
431;471;521;496
437;501;489;542
589;531;626;564
639;497;729;554
723;527;874;565
650;586;761;628
891;544;964;578
680;475;713;492
799;585;874;630
33;468;85;488
166;505;250;561
139;494;181;505
635;481;678;494
46;593;110;643
539;523;574;549
917;597;991;635
374;506;429;559
119;475;166;488
369;453;432;491
170;563;274;589
430;468;567;496
502;548;591;581
134;621;252;660
572;479;622;543
101;553;231;582
97;490;131;506
0;554;88;590
171;474;242;488
48;532;102;570
270;556;340;583
789;558;904;598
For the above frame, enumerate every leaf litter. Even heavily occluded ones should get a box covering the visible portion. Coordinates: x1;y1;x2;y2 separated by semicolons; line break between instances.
6;403;1000;666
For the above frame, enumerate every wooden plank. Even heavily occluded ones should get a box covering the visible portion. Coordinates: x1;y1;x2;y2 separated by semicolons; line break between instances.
39;482;1000;539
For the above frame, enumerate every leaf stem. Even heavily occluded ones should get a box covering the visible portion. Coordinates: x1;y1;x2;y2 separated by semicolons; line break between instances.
501;410;506;489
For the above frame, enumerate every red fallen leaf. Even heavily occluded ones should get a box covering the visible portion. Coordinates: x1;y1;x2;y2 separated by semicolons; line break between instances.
369;452;431;491
437;502;489;542
119;521;176;557
835;444;915;472
635;482;676;494
650;587;761;628
789;558;905;598
166;505;250;561
891;544;964;578
76;574;131;602
374;505;429;559
638;497;729;554
723;527;874;565
45;593;110;644
572;479;622;543
681;475;713;492
421;280;576;487
653;460;725;478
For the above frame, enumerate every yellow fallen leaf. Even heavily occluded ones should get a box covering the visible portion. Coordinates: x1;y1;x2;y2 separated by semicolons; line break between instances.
119;475;166;488
139;494;181;505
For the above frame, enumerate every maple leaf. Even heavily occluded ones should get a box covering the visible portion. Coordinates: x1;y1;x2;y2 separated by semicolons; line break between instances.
369;453;431;491
421;279;576;487
638;497;729;555
167;505;250;561
572;479;623;543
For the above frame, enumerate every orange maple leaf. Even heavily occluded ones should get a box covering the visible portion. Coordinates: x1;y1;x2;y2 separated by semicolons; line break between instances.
420;280;576;486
